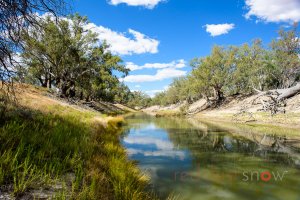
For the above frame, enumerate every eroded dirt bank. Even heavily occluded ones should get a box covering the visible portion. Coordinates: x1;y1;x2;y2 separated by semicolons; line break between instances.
143;93;300;128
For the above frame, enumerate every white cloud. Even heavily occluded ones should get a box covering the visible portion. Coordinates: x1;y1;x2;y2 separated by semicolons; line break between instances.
126;148;186;160
135;85;141;88
124;136;174;149
108;0;164;9
204;23;235;37
85;23;159;55
121;68;187;83
126;59;186;71
245;0;300;23
124;136;186;160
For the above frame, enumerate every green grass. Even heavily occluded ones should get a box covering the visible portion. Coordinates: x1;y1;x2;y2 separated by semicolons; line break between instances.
0;97;158;199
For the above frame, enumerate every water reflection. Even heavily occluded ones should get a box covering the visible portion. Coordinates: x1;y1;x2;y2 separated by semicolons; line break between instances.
121;113;300;200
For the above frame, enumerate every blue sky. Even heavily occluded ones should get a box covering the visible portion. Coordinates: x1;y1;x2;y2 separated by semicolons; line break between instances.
69;0;300;97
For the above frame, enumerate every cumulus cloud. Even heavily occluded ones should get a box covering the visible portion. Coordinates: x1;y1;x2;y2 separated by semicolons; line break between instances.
126;59;186;71
204;23;235;37
85;23;159;55
108;0;164;9
245;0;300;23
121;68;187;83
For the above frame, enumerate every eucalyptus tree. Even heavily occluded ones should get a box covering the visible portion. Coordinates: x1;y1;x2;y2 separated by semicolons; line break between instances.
21;14;129;101
127;91;151;108
113;83;132;104
270;25;300;89
86;43;128;101
151;91;168;106
191;46;235;102
232;39;274;93
148;25;300;110
21;14;96;96
0;0;65;86
190;58;214;101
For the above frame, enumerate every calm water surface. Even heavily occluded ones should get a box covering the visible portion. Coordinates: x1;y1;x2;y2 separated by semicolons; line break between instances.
121;113;300;200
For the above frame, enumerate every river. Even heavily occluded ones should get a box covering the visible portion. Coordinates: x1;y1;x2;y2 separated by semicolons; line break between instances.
121;113;300;200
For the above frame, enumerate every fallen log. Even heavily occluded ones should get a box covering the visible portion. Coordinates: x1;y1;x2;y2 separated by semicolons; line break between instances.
277;82;300;100
253;82;300;115
254;82;300;101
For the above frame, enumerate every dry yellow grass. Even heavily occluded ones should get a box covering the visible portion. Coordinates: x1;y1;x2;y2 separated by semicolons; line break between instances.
17;85;84;110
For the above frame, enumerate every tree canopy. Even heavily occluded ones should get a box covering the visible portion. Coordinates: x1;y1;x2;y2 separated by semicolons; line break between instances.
1;0;65;85
20;14;130;102
152;25;300;107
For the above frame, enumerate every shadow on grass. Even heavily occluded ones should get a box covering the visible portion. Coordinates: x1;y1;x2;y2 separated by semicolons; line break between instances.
0;105;158;200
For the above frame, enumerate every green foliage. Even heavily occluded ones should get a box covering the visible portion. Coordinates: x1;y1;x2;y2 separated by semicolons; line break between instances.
151;91;168;106
113;83;132;104
192;46;235;101
126;91;152;109
20;14;130;102
153;26;300;106
270;24;300;88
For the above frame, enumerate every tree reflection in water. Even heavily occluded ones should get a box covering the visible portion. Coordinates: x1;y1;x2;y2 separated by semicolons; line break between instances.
121;113;300;200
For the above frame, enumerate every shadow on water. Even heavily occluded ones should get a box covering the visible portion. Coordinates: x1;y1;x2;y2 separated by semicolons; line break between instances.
121;113;300;200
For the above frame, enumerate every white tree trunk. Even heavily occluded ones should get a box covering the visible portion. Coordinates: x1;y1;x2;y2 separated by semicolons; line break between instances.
277;82;300;100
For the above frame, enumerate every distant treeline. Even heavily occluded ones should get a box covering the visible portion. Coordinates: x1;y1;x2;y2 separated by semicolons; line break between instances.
149;25;300;107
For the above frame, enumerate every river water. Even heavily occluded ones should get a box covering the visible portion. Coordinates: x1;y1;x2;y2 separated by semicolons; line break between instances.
121;113;300;200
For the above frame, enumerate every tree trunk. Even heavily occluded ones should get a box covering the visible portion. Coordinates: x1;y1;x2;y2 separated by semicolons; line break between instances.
213;87;224;102
80;91;83;100
47;76;52;89
38;77;47;88
69;83;76;98
277;82;300;100
85;95;90;102
60;80;68;98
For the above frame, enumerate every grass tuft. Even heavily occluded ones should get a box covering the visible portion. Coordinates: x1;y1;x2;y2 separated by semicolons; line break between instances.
0;87;158;199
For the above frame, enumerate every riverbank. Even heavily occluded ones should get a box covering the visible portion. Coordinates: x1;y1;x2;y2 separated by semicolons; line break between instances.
143;93;300;129
0;84;155;199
